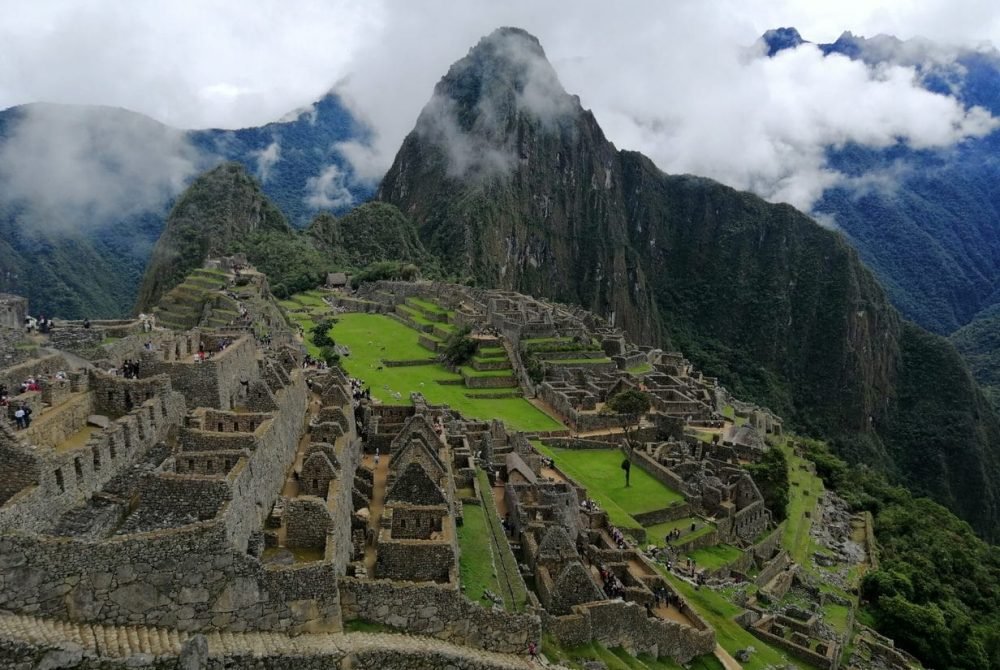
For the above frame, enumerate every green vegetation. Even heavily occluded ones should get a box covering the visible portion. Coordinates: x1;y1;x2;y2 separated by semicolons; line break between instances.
307;202;441;276
323;313;562;432
474;470;528;611
349;260;421;289
533;444;683;529
540;634;723;670
685;545;743;571
605;389;652;448
136;162;290;311
441;326;478;366
745;446;790;522
231;230;332;299
951;304;1000;409
457;502;508;608
794;437;1000;669
662;569;814;669
627;362;653;375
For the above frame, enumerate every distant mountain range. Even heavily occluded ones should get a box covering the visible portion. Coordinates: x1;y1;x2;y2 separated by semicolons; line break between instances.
0;93;373;319
764;28;1000;337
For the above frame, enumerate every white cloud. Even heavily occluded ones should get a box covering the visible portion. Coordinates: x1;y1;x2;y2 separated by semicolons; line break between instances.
305;164;355;210
0;103;204;230
252;141;281;183
2;0;1000;213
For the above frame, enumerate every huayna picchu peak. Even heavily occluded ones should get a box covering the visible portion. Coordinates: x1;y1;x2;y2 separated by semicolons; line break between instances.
6;18;1000;670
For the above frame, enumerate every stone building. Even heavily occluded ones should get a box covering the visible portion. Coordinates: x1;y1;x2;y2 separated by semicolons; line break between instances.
0;293;27;330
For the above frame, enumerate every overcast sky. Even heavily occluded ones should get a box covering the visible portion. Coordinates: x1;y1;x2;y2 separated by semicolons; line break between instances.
2;0;999;213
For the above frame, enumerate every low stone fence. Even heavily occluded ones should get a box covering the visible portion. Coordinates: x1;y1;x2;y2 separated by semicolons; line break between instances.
463;374;517;389
338;579;540;654
630;450;687;495
547;599;714;664
633;503;692;527
383;358;437;367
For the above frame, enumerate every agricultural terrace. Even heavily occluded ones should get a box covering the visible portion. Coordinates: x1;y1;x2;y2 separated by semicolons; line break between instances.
322;312;564;432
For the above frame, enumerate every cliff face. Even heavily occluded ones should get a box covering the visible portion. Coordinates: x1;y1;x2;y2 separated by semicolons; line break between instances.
379;27;1000;538
134;163;290;312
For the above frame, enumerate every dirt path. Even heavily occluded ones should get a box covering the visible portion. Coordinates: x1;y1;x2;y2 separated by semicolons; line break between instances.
714;643;743;670
363;454;390;575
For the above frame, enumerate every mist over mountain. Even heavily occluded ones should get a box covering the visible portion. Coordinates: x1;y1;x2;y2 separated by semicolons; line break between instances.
0;92;372;319
764;28;1000;335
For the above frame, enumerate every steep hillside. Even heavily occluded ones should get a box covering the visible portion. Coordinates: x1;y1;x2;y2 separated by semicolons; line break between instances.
952;304;1000;408
134;162;291;311
764;28;1000;334
379;27;1000;538
307;202;440;273
0;94;371;319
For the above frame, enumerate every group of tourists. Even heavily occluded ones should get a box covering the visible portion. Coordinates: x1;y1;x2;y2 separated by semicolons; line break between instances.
118;359;141;379
608;524;628;550
598;564;626;598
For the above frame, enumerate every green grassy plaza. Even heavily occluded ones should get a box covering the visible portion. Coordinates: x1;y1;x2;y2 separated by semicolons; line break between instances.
533;444;684;529
325;313;563;432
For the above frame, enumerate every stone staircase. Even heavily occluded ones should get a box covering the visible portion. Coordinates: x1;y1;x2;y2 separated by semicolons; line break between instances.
0;613;542;668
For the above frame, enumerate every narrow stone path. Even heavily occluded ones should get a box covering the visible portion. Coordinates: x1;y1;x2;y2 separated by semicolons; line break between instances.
714;643;743;670
363;453;390;575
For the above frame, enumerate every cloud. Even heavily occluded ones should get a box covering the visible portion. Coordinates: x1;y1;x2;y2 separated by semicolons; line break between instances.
0;103;204;231
3;0;1000;213
305;164;355;210
252;141;281;183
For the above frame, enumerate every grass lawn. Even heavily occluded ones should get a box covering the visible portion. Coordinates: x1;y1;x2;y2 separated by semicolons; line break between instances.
329;314;563;432
627;362;653;375
644;518;715;547
408;297;447;314
460;366;516;378
533;445;684;529
686;545;743;571
662;569;818;670
780;439;826;565
458;502;507;608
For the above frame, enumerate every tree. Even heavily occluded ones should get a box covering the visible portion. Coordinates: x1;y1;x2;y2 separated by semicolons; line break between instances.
312;319;336;348
442;326;477;366
605;389;651;452
745;447;790;521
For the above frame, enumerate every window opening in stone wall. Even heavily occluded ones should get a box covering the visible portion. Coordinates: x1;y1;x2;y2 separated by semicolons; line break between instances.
187;459;194;471
92;448;101;471
55;469;65;493
74;457;83;481
109;442;117;460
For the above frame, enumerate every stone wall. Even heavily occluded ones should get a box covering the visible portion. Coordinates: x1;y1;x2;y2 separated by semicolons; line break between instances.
141;336;258;410
0;389;185;534
339;578;540;654
0;522;342;634
285;497;333;550
375;538;455;582
546;600;715;664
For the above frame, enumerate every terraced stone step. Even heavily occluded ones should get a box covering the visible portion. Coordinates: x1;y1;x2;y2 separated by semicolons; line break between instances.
0;614;537;669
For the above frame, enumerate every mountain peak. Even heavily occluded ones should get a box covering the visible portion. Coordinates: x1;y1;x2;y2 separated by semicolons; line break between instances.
404;26;582;179
760;27;807;56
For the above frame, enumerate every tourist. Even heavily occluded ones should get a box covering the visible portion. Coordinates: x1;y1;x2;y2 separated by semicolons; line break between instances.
13;406;25;430
374;448;380;465
527;641;538;661
83;318;90;329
